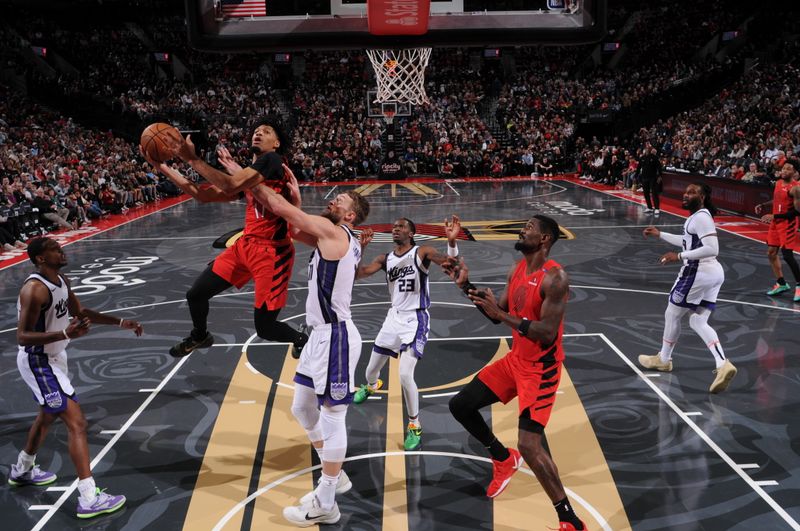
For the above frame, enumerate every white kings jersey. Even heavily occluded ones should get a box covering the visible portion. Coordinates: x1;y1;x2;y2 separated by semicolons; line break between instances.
306;226;362;326
17;273;71;355
384;246;430;311
681;209;719;266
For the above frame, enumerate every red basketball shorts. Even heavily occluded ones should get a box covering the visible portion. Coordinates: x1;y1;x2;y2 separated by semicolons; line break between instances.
478;353;562;428
767;218;798;249
212;236;294;310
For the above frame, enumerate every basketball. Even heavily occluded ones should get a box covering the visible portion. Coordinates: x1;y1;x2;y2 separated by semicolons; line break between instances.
140;123;182;163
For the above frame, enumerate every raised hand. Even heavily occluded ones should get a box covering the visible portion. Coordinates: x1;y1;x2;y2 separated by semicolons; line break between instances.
358;227;374;249
444;214;461;242
166;133;199;162
217;145;243;175
283;164;301;207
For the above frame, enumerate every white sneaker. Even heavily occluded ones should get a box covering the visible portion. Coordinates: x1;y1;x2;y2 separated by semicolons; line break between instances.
283;497;340;527
299;469;352;505
643;208;653;213
654;209;660;215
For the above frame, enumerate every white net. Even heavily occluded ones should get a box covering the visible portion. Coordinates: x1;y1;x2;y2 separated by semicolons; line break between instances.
366;48;432;106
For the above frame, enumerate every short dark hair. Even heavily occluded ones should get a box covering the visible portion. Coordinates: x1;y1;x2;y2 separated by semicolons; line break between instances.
399;217;416;245
253;115;289;155
346;191;370;225
27;237;52;265
533;215;560;248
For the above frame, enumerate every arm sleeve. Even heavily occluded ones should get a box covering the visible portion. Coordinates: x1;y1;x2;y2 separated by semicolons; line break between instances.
658;231;684;247
680;235;719;260
249;152;283;181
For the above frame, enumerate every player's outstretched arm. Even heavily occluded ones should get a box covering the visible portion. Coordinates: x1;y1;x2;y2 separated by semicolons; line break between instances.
419;214;462;266
357;253;386;279
150;159;233;203
168;134;264;194
67;279;144;335
251;184;339;242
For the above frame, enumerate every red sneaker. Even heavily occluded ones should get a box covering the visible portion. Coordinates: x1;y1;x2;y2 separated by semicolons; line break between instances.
486;448;522;498
558;520;587;531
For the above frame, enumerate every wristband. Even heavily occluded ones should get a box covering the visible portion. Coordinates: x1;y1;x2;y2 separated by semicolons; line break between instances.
62;329;69;340
517;319;532;337
447;243;459;257
119;318;124;327
677;252;682;260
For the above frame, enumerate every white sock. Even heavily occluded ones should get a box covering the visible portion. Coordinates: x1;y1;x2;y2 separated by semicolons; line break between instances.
408;415;420;429
316;472;339;511
77;477;97;503
16;450;35;472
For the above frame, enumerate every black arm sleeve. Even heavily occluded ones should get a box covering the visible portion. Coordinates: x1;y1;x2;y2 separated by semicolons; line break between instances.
250;152;283;181
773;209;799;221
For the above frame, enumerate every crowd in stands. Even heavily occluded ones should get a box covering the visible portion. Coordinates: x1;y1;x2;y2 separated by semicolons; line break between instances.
0;85;181;250
2;0;795;245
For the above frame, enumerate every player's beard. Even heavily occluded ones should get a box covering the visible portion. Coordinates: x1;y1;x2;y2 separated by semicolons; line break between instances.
514;239;539;253
683;196;701;212
321;209;341;224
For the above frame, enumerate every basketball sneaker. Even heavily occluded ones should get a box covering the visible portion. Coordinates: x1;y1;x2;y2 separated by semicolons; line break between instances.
299;470;352;505
7;464;56;487
486;448;522;498
404;424;422;451
169;331;214;357
794;287;800;302
766;283;791;296
637;354;673;372
353;379;383;404
709;360;737;394
76;488;126;519
291;325;309;360
283;496;340;527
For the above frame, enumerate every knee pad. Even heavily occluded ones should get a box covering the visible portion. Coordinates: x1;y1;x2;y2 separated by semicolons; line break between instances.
319;405;348;462
291;386;322;440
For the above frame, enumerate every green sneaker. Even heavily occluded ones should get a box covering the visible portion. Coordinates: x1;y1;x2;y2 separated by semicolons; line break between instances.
404;425;422;451
353;379;383;404
766;283;791;296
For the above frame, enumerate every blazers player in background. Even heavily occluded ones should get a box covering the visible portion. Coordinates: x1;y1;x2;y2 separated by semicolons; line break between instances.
352;215;461;451
157;117;308;358
10;237;143;519
444;215;586;531
755;161;800;301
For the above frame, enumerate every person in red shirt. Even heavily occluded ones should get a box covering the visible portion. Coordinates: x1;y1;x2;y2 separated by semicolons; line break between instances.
443;215;585;531
755;161;800;301
149;118;309;357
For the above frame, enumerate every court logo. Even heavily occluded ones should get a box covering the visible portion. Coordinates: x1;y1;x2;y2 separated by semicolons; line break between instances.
44;391;62;409
330;382;348;401
66;256;160;295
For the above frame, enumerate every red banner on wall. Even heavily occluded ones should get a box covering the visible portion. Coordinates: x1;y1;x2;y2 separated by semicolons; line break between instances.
367;0;431;36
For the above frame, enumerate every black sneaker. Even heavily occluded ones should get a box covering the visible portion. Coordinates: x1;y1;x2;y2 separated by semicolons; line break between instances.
169;331;214;358
291;325;309;359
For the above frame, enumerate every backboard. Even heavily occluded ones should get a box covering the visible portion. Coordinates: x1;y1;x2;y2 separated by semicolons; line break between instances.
186;0;606;52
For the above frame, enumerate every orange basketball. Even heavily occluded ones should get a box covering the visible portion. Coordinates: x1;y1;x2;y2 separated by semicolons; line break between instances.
140;122;182;163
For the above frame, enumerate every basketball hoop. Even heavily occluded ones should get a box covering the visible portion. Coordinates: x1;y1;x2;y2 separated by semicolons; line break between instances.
383;110;396;124
367;48;431;105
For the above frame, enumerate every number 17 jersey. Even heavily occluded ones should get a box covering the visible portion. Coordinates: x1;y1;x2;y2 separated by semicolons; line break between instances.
384;246;430;311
